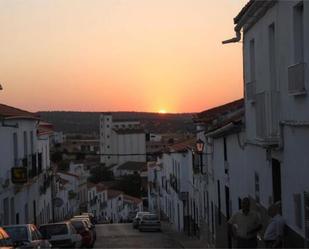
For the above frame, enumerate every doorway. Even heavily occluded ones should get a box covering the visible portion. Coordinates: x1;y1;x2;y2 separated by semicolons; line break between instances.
272;159;282;203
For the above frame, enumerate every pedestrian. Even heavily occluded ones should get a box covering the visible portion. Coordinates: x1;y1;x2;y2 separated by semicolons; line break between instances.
264;204;285;248
228;197;262;248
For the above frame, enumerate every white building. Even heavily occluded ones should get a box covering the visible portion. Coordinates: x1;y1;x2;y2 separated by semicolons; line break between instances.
0;104;53;225
224;0;309;246
99;114;146;167
148;139;200;233
193;99;246;247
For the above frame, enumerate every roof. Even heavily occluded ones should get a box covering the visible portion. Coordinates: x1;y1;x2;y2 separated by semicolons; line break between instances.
107;189;123;199
194;99;244;124
233;0;276;32
123;194;143;204
0;103;39;120
113;118;140;123
117;161;147;171
37;122;54;136
113;128;145;135
168;138;196;153
234;0;254;24
58;177;69;186
58;171;80;179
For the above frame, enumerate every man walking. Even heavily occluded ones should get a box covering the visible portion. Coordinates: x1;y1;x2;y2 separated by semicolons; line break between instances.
264;204;285;248
228;197;262;248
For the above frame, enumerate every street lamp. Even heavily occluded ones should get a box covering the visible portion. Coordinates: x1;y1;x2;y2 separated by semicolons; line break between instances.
195;139;205;174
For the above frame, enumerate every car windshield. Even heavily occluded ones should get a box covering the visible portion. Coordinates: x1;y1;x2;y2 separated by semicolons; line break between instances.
137;212;148;218
39;224;68;237
4;227;28;242
143;215;159;221
71;221;85;232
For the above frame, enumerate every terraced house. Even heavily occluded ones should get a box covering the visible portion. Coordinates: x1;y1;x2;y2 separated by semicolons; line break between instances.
0;104;53;225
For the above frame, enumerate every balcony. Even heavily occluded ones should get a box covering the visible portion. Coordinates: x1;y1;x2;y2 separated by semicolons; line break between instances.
288;63;307;95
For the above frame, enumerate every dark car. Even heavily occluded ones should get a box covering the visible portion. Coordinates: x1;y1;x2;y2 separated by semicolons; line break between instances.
70;219;94;248
72;217;96;241
3;224;51;249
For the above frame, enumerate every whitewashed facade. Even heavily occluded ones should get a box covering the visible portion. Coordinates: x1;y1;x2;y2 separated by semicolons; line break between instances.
0;105;53;226
227;0;309;246
100;114;146;167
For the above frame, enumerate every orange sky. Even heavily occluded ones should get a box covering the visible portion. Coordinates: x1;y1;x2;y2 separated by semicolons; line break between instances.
0;0;246;113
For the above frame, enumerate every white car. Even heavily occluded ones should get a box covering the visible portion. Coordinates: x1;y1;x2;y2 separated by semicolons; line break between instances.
132;212;150;229
39;222;82;248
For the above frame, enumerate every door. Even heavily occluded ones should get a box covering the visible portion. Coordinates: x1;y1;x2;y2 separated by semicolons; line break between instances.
225;186;232;248
272;159;282;204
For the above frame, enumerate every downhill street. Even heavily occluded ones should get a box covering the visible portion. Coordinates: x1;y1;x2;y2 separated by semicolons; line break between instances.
94;223;183;248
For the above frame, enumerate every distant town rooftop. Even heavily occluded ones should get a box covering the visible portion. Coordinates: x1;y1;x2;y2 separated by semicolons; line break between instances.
117;161;147;171
113;128;145;135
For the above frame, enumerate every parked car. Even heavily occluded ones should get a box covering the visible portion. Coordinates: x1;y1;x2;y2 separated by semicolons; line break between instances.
70;219;94;248
3;224;51;249
0;228;14;249
138;214;161;232
72;217;96;241
39;222;82;248
132;212;149;229
81;213;96;224
127;212;136;223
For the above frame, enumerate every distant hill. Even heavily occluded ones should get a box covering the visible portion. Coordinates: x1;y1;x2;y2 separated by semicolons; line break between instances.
37;111;196;135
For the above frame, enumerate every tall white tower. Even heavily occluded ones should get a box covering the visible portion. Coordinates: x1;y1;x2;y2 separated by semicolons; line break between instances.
100;113;113;166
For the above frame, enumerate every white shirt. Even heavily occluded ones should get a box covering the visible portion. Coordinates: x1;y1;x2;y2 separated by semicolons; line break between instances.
264;214;285;241
228;210;261;239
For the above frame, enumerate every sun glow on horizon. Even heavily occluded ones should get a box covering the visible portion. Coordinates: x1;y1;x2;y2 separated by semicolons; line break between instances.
158;109;167;114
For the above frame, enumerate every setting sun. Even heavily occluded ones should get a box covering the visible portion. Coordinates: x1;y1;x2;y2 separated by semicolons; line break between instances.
159;109;167;114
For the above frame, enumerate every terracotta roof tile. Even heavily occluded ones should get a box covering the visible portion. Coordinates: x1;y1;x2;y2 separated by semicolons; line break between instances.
168;138;196;153
0;103;39;120
194;99;244;124
107;189;123;199
123;194;142;204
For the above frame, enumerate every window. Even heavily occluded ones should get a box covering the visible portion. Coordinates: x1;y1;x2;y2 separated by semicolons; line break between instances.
255;172;260;203
294;193;303;229
13;133;18;165
268;23;277;91
217;180;221;225
249;39;256;81
223;137;227;161
30;131;34;154
23;131;28;157
293;2;304;64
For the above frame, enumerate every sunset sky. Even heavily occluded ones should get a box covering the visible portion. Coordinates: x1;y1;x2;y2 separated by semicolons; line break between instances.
0;0;246;113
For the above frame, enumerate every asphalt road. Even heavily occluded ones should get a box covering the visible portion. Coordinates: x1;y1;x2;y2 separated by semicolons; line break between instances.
94;223;183;248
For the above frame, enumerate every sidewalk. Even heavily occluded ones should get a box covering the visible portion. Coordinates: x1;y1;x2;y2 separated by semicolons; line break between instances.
162;222;209;248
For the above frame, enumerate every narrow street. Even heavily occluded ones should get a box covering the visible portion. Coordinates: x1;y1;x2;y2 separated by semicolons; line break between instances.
94;223;183;248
